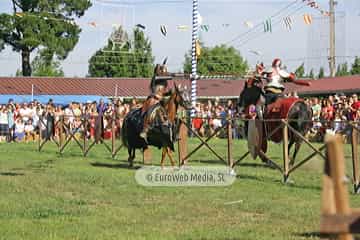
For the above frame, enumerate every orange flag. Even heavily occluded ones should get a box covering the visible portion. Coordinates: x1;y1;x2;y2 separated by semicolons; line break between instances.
303;14;312;25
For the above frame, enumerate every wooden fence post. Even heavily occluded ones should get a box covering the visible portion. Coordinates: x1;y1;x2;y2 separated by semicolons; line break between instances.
111;113;116;158
327;135;352;240
282;120;290;183
178;120;188;166
83;117;87;156
38;117;42;151
59;116;64;152
351;125;360;193
227;117;233;168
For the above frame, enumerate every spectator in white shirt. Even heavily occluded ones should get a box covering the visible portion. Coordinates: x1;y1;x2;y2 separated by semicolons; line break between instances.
14;118;25;142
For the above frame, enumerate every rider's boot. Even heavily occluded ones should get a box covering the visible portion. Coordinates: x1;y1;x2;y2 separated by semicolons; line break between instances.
139;131;148;143
140;117;149;143
255;105;264;120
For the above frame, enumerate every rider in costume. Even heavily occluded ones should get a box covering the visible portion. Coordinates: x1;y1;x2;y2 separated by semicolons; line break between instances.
139;63;172;143
263;58;310;104
238;59;311;119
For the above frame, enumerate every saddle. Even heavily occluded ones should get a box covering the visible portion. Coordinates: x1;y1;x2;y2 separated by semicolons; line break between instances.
128;103;175;150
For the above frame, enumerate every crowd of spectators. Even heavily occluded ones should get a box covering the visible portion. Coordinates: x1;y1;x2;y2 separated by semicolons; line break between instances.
0;98;139;143
1;93;360;143
191;93;360;142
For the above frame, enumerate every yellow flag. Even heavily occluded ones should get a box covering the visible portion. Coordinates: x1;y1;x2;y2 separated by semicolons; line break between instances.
196;40;201;58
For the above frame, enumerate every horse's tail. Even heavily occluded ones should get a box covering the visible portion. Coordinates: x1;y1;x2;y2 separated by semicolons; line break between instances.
288;101;313;136
121;116;129;149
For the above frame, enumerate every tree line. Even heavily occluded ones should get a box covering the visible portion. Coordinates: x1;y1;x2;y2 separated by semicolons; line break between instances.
0;0;248;77
294;58;360;79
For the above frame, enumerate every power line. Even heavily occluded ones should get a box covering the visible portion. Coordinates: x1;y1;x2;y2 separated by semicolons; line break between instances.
234;2;307;48
224;0;300;45
94;0;185;6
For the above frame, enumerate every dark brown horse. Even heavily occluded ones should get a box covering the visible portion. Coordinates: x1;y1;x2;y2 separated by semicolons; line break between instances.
238;81;313;168
122;83;191;167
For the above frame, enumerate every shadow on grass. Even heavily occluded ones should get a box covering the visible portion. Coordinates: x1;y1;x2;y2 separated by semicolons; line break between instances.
190;159;228;165
90;162;141;170
238;173;321;191
295;232;336;239
0;172;25;176
237;162;277;169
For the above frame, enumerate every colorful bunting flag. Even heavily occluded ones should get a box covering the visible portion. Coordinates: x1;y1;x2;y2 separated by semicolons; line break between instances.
177;25;189;31
136;24;146;30
303;14;312;25
198;13;203;25
88;22;97;27
263;18;272;32
160;25;167;36
200;25;209;32
283;16;292;31
249;50;262;56
244;21;254;29
321;10;330;16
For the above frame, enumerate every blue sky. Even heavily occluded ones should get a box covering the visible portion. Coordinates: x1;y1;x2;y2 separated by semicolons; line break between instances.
0;0;359;77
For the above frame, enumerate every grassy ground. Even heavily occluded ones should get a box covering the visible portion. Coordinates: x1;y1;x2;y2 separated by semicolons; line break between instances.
0;138;360;240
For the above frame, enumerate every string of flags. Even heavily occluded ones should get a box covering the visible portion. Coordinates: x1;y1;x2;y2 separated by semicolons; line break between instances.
302;0;330;16
40;0;332;39
14;12;76;25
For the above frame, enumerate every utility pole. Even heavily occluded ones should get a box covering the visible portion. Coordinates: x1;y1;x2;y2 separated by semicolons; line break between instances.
329;0;336;77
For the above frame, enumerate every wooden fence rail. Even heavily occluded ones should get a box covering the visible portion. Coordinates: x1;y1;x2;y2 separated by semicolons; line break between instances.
36;114;360;192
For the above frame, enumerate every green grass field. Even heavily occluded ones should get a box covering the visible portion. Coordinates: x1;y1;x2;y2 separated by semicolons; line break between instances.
0;138;360;240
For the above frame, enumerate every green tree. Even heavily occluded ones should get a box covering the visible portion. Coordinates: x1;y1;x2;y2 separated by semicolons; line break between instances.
88;27;154;77
336;63;349;76
31;55;64;77
294;63;305;78
318;67;325;79
351;57;360;75
308;69;315;79
0;0;91;76
183;44;248;76
16;50;64;76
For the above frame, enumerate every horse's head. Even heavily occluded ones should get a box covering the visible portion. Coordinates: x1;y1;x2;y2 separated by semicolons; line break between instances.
154;57;169;77
173;83;192;110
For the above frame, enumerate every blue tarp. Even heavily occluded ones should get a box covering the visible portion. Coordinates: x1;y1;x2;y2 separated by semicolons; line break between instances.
0;95;106;105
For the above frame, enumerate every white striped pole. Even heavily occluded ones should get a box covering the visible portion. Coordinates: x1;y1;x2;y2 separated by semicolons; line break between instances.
190;0;199;117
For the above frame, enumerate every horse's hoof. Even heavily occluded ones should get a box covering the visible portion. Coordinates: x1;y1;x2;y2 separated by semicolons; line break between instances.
229;169;237;176
264;160;277;169
283;177;295;185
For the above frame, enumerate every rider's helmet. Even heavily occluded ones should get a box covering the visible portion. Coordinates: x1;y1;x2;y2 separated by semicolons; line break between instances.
272;58;282;68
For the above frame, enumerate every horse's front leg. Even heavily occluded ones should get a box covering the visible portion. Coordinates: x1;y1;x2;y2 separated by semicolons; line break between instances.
287;138;294;164
161;147;167;169
166;147;176;167
290;141;301;166
128;148;135;168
